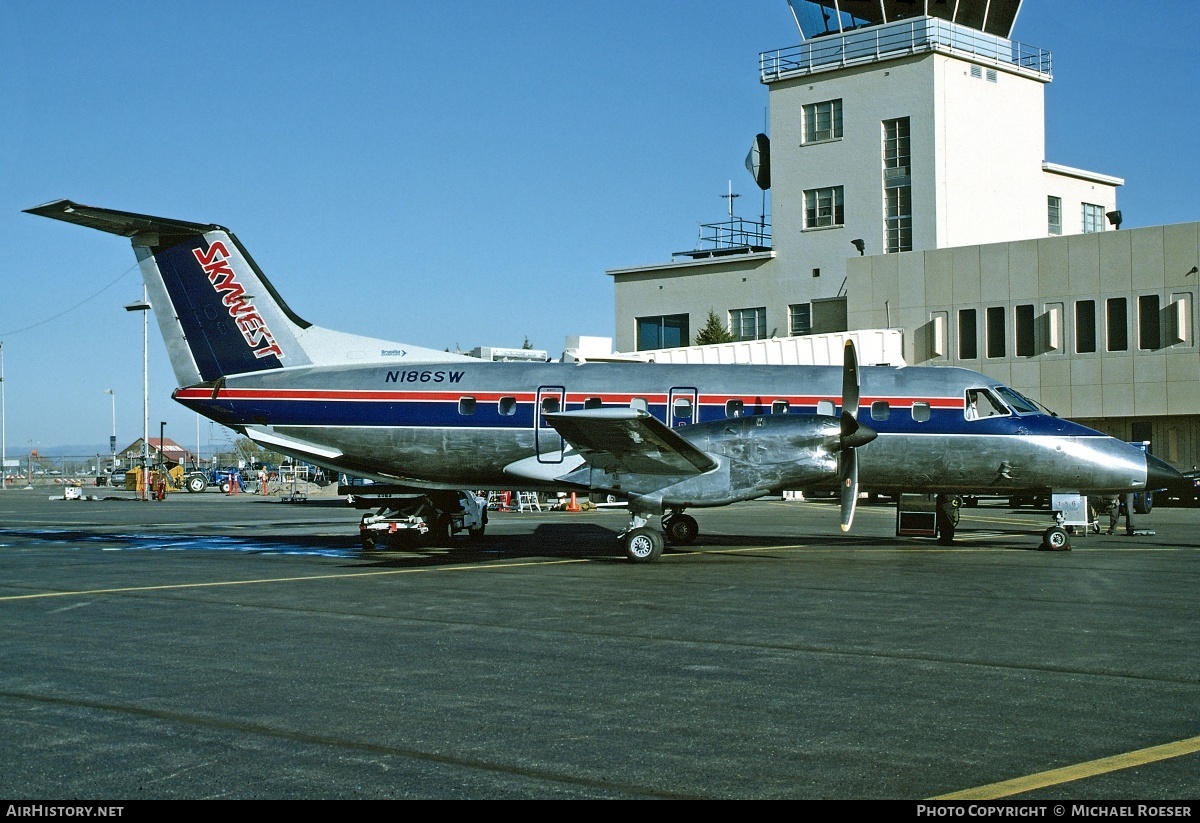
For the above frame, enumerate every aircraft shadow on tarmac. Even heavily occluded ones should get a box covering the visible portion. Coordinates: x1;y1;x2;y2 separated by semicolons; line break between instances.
0;520;1068;571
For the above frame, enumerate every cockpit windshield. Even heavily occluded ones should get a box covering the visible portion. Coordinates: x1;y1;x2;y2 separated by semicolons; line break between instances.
993;386;1044;415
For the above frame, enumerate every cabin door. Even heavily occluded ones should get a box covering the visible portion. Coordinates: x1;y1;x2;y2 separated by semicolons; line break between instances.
535;385;566;463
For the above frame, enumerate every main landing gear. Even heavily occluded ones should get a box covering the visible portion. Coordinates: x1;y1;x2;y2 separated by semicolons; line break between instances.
618;509;699;563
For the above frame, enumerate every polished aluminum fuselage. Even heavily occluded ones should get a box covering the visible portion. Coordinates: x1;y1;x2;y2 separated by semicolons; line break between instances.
176;359;1153;501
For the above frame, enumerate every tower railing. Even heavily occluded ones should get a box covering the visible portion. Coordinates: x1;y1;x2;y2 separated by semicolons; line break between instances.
674;218;771;259
760;17;1051;82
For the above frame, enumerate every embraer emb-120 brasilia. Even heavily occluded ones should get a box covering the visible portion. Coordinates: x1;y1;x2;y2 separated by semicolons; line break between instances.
27;200;1181;560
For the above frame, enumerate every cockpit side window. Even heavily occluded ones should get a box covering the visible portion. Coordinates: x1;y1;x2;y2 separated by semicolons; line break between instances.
964;388;1011;420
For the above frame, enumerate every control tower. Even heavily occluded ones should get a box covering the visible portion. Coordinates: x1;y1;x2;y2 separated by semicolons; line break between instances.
609;0;1121;353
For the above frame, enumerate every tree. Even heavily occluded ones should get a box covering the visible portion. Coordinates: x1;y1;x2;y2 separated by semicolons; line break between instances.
694;310;735;345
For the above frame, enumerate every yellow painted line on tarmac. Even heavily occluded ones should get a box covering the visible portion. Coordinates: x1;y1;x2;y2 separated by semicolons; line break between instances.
0;558;589;603
932;734;1200;799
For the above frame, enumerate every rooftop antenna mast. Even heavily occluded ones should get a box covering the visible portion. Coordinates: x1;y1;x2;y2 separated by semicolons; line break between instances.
722;180;740;221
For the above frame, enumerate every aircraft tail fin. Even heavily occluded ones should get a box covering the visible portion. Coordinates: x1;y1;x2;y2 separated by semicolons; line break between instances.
25;200;468;386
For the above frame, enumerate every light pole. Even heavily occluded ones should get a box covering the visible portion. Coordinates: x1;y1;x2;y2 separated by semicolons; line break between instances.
104;389;116;470
125;288;151;501
159;421;166;470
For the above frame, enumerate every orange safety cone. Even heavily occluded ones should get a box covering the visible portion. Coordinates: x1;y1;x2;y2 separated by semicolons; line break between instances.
567;492;582;512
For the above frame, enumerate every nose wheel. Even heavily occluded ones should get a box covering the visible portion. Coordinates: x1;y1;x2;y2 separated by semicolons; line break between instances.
623;527;664;563
1041;525;1071;551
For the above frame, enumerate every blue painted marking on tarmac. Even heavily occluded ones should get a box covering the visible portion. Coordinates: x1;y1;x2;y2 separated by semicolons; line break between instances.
0;528;359;558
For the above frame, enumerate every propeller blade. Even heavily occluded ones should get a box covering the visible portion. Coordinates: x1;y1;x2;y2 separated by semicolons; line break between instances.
840;448;858;531
842;339;860;419
837;340;872;531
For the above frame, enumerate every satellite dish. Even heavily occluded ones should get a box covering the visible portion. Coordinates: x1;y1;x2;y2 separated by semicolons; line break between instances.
744;133;770;191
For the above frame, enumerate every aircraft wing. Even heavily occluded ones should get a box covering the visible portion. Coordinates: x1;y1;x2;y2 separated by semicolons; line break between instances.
544;409;717;476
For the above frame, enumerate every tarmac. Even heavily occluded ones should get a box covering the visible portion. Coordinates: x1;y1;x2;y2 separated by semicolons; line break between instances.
1;486;1198;800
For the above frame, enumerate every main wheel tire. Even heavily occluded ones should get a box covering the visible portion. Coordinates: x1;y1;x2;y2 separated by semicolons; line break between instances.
1042;526;1071;551
185;474;207;493
1135;493;1153;515
426;515;453;547
664;514;698;545
624;527;664;563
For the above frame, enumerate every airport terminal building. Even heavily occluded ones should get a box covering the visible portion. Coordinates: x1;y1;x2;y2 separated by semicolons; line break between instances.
608;0;1200;469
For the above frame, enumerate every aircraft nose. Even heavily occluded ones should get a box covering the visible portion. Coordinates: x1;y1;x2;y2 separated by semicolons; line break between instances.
1145;453;1184;491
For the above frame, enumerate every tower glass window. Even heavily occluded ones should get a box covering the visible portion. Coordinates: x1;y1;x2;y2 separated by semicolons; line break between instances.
729;307;767;341
883;118;912;253
636;314;689;351
1082;203;1105;233
804;187;844;228
1047;196;1062;235
803;99;842;143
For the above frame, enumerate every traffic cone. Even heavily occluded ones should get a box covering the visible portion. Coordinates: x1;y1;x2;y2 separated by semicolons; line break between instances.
567;492;582;512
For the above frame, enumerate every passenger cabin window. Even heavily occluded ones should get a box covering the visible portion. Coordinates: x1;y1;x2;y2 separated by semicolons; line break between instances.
772;400;790;415
816;400;835;417
498;396;517;416
870;401;890;421
584;397;603;410
540;396;560;415
911;402;931;423
725;399;744;418
457;396;476;416
964;389;1009;420
673;398;693;420
630;398;648;412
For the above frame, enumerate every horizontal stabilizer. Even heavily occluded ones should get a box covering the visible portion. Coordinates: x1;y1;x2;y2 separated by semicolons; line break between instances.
24;200;220;250
544;408;718;476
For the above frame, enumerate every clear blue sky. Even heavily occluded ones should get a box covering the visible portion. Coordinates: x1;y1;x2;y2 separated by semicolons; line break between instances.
1;1;1197;456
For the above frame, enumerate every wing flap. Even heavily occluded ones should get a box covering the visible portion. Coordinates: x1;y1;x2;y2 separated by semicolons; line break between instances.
544;409;717;476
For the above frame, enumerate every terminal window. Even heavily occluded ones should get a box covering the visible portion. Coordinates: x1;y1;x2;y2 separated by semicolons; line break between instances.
730;307;767;341
804;186;844;228
636;314;689;350
1015;304;1036;357
1139;295;1161;350
1075;300;1096;353
958;309;978;360
1082;203;1105;233
1106;298;1128;351
803;99;842;143
789;303;812;336
986;306;1006;358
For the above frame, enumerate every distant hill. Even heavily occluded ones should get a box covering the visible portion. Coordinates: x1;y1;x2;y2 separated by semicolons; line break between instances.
20;444;112;458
